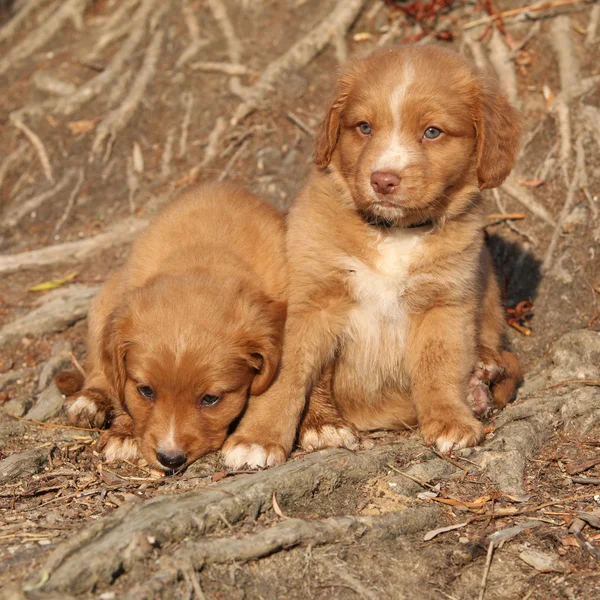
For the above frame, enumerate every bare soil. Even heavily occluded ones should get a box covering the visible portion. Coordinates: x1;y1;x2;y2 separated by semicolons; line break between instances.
0;1;599;599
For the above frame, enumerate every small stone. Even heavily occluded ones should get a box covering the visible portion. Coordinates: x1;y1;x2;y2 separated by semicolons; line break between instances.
25;382;65;422
37;339;73;391
3;397;35;417
519;549;567;573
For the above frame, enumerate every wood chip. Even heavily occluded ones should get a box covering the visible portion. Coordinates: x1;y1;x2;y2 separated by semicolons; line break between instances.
566;457;600;475
423;521;468;541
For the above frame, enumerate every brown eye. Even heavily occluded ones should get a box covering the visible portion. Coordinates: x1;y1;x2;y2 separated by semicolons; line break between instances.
358;122;372;135
137;385;155;400
200;394;221;407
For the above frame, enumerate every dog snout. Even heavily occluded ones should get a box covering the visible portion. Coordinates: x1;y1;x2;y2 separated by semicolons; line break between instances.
156;449;187;469
370;171;400;196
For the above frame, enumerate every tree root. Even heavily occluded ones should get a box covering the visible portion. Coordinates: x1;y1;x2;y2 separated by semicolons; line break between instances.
85;0;140;60
0;0;88;76
90;29;164;162
177;91;194;159
587;4;600;46
0;0;46;44
488;29;520;109
53;168;85;235
551;16;579;92
3;168;75;228
33;443;419;595
501;178;556;227
0;142;28;196
230;0;369;126
10;114;54;182
0;217;148;274
53;0;160;116
122;508;439;600
174;2;209;70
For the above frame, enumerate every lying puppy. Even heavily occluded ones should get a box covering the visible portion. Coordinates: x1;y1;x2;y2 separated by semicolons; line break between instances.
223;45;522;469
60;183;286;471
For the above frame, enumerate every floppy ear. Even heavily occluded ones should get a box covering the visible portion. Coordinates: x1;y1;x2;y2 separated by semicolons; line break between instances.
100;305;131;402
475;73;522;190
235;289;287;396
314;73;353;169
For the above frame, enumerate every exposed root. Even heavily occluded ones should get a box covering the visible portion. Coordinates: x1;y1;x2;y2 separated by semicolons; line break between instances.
542;134;584;273
160;128;176;179
230;0;369;126
126;157;139;214
206;0;248;99
492;189;538;246
174;1;209;69
0;217;148;274
0;142;28;196
0;0;46;44
201;116;227;168
581;105;600;150
488;29;520;108
54;0;159;116
332;24;349;64
90;29;164;162
501;178;556;227
463;31;489;71
218;139;250;182
4;172;76;227
552;74;600;107
53;168;85;235
10;114;54;182
32;71;78;97
587;4;600;46
551;16;579;92
0;0;88;76
534;140;559;182
123;509;439;599
555;100;571;175
85;0;140;60
178;91;194;159
190;61;249;75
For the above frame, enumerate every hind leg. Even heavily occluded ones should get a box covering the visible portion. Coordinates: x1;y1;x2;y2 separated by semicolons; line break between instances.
470;249;522;416
298;364;358;452
67;274;121;428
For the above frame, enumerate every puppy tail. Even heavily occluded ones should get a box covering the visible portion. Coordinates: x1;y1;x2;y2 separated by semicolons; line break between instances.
54;370;85;396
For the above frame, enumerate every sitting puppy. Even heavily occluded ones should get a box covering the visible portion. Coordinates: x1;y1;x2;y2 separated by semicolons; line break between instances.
222;45;522;469
60;183;286;472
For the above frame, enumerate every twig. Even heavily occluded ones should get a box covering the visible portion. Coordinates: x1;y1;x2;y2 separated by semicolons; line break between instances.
174;2;208;69
178;91;194;159
10;115;54;182
542;379;600;390
91;29;164;162
542;135;583;272
491;189;538;246
486;213;526;222
160;128;176;179
574;531;600;562
126;157;139;214
85;0;140;60
230;0;369;125
387;462;437;490
54;0;160;116
183;569;207;600
70;352;86;378
432;449;470;473
571;477;600;484
201;117;227;168
218;139;250;182
0;0;88;76
190;61;248;76
0;216;148;274
286;112;316;137
53;168;85;235
478;542;495;600
463;0;588;31
0;142;28;195
7;413;102;433
501;178;556;227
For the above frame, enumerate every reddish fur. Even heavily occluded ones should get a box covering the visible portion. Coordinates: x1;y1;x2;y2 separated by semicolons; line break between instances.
224;45;522;465
67;183;287;470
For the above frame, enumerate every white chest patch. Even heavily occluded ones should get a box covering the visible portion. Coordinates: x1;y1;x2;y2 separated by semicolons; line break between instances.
340;229;424;381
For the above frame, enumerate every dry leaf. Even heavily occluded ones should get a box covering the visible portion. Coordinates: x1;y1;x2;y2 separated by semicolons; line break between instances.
560;536;581;547
29;272;77;292
272;492;289;519
67;119;97;134
517;179;545;188
423;521;468;541
212;471;226;482
433;495;490;510
353;32;372;42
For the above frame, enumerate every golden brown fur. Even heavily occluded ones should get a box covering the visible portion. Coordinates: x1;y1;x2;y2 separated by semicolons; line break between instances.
222;45;522;469
63;182;286;471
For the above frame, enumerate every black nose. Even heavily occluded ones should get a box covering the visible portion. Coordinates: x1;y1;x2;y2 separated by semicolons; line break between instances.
156;450;187;469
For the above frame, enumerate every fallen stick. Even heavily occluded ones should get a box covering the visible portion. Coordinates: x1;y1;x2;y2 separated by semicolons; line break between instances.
54;0;159;116
463;0;587;31
53;168;85;235
90;28;164;162
0;217;148;274
175;2;209;69
10;115;54;182
178;91;194;159
86;0;140;59
7;414;102;433
478;542;495;600
542;379;600;390
501;178;556;227
0;0;88;76
190;61;249;76
486;213;526;221
230;0;369;125
488;29;520;108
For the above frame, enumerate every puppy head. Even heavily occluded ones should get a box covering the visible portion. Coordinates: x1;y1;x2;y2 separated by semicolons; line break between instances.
103;274;285;471
315;45;521;225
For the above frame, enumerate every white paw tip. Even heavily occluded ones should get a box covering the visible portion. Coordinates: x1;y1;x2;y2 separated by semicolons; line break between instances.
222;443;268;469
300;425;358;451
104;437;139;462
69;395;98;416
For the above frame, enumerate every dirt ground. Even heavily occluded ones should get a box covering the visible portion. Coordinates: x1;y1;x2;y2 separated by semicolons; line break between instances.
0;0;599;598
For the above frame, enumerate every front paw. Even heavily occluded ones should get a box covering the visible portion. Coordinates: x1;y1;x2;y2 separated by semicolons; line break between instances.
420;412;484;453
299;424;358;452
98;430;139;462
67;391;109;428
221;438;287;469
